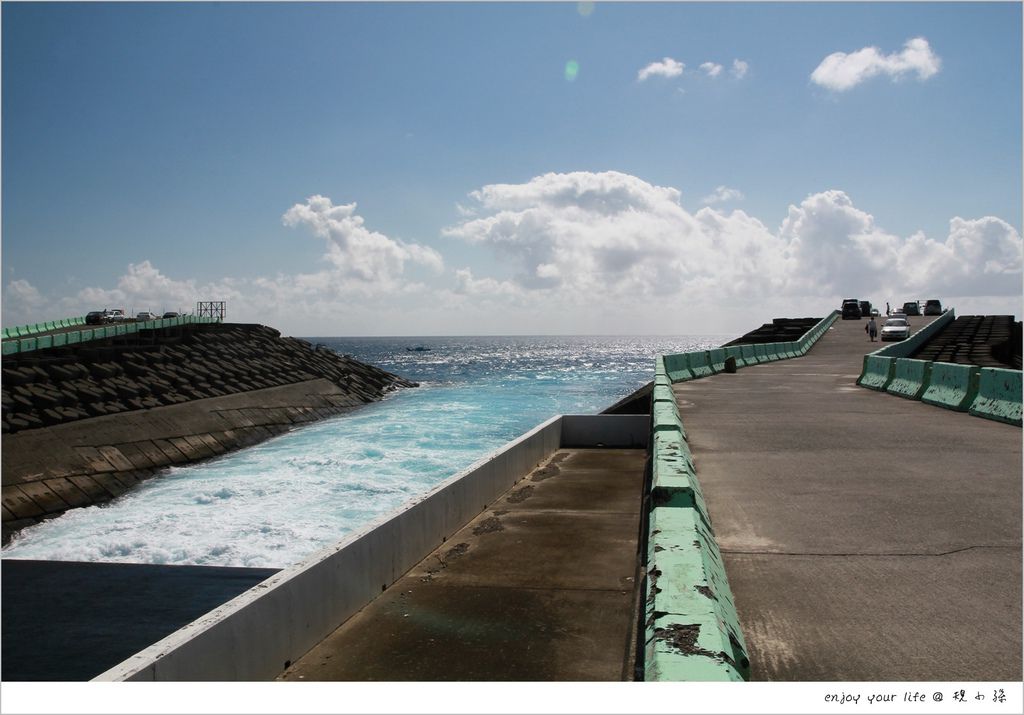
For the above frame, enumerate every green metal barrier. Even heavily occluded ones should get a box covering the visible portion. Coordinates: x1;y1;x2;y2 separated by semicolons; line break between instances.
886;358;932;400
921;362;981;412
968;368;1023;426
739;344;757;367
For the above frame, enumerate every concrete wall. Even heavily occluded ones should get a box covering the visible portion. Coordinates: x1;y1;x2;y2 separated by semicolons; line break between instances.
560;414;649;448
857;309;1022;426
92;415;617;679
93;413;650;681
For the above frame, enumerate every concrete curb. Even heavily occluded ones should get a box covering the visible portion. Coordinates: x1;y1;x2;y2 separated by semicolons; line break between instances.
886;358;933;400
856;310;1021;426
643;507;749;682
968;368;1023;426
921;362;981;411
641;311;839;681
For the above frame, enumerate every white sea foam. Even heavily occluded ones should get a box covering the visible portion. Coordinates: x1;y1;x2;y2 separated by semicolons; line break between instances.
2;335;717;568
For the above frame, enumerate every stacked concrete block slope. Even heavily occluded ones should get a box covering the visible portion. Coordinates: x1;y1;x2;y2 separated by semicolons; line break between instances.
645;312;839;681
1;321;415;542
857;310;1023;426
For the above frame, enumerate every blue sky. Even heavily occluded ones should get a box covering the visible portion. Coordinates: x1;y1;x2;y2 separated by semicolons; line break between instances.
2;1;1021;336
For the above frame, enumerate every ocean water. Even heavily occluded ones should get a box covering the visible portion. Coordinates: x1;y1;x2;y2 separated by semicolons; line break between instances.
2;335;721;568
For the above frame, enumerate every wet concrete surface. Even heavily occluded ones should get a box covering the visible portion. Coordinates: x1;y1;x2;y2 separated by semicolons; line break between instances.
1;559;279;681
675;315;1022;680
279;448;646;681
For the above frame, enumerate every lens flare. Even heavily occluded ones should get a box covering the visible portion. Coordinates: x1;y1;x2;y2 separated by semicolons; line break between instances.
564;60;580;82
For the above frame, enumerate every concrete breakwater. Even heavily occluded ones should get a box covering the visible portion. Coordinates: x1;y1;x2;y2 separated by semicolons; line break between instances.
1;322;416;543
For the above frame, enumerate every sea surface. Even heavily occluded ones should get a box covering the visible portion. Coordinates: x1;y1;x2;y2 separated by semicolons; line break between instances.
2;335;723;568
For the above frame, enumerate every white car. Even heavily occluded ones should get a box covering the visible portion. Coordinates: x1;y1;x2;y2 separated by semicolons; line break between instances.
136;311;156;321
880;317;911;341
104;309;127;322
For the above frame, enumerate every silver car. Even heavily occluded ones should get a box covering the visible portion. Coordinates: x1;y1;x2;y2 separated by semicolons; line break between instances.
880;317;911;341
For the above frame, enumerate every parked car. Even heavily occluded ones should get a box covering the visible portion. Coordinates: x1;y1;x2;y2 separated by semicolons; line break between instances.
841;299;862;319
924;299;943;316
902;301;921;316
85;311;106;325
162;311;180;319
136;311;156;321
870;308;880;317
859;300;872;317
881;317;911;341
105;309;126;322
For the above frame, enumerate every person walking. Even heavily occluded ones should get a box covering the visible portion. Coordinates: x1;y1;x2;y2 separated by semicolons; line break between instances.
866;316;878;342
886;302;891;316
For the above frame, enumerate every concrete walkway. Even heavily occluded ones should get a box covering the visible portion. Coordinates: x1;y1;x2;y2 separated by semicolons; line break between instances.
675;316;1022;680
280;448;646;681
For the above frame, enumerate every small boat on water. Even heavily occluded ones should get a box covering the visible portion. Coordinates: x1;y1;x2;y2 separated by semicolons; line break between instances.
406;346;432;352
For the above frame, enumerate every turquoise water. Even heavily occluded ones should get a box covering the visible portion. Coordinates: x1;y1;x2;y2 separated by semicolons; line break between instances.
2;335;721;568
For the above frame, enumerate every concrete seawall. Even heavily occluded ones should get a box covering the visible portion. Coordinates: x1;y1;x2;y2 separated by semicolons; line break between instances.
1;322;415;542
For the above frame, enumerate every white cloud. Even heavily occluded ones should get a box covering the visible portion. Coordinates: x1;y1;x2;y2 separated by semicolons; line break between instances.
445;172;1021;313
702;185;745;205
731;59;749;79
637;57;684;81
700;62;723;78
57;261;242;317
4;181;1018;336
811;37;941;91
282;195;443;287
3;279;45;314
453;268;520;297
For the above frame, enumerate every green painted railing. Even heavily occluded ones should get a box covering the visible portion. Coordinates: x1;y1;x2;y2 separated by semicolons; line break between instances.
2;316;86;341
0;315;220;356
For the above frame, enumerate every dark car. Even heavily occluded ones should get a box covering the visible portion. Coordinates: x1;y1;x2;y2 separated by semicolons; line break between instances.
859;300;871;317
85;311;105;325
162;311;180;319
841;299;861;319
902;301;921;316
924;299;942;316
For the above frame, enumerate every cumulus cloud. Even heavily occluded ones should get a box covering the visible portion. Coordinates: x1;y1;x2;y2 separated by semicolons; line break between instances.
811;37;941;91
702;185;745;205
282;195;442;287
56;261;241;318
731;59;749;79
445;171;1021;311
444;171;790;298
637;57;684;81
3;279;45;316
700;62;723;78
4;181;1018;335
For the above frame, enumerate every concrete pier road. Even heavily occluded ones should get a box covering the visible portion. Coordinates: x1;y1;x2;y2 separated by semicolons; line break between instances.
675;315;1022;680
280;448;646;681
